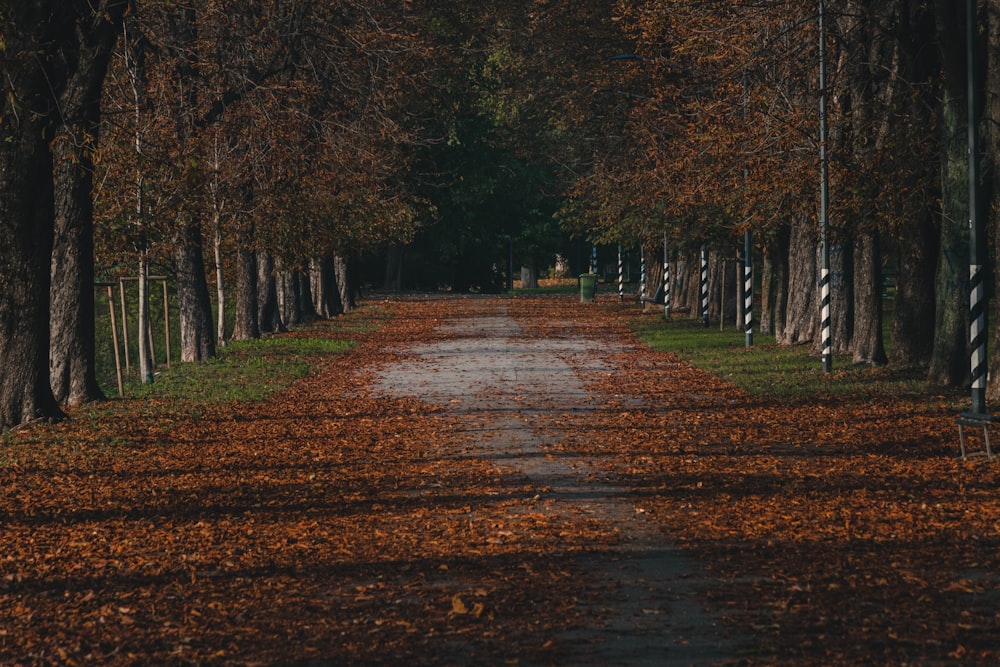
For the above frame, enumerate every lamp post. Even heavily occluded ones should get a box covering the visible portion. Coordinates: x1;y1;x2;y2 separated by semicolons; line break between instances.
967;0;987;415
818;0;832;373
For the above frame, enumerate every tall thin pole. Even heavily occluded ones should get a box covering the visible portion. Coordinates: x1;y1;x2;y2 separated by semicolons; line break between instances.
640;246;647;299
107;285;124;397
968;0;987;414
819;0;832;373
745;231;753;347
743;72;753;347
700;245;710;327
663;230;671;318
617;245;624;302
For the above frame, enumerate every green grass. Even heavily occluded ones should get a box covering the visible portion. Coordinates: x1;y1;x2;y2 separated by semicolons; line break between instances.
125;337;354;404
630;316;933;400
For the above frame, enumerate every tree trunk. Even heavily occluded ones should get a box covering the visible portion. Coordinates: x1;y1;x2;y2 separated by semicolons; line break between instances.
641;245;664;313
928;1;971;387
673;256;692;313
828;239;854;355
310;257;338;318
276;259;302;327
851;231;887;365
257;249;285;334
892;210;938;366
0;2;128;427
986;0;1000;402
137;258;155;383
778;214;819;346
0;86;64;430
334;254;354;313
174;222;217;362
298;265;319;322
760;224;790;338
44;2;123;410
213;205;227;348
232;245;259;341
50;124;104;405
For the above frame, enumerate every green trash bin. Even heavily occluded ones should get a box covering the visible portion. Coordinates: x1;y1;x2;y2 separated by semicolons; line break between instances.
579;273;597;302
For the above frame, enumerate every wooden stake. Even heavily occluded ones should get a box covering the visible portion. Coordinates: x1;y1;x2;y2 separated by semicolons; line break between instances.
107;285;124;397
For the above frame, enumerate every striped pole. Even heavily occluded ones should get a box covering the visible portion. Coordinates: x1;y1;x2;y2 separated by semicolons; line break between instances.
591;245;598;275
663;231;670;318
968;0;987;414
700;245;709;327
617;245;624;302
640;247;646;301
819;0;832;373
971;264;987;409
744;231;753;347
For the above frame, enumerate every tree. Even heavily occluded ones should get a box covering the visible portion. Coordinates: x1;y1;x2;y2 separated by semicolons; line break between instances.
50;3;129;403
1;1;127;430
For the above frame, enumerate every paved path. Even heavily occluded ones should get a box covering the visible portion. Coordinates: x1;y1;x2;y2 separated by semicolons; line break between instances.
372;297;738;665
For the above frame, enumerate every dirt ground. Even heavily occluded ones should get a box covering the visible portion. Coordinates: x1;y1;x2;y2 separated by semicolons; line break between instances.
2;292;997;665
371;298;741;665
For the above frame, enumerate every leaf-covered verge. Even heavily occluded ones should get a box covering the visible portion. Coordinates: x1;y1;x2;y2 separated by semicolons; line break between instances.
0;301;612;665
523;297;997;665
1;294;997;665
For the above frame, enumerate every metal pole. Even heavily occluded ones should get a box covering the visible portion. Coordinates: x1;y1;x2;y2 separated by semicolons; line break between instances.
742;72;752;347
618;245;624;302
968;0;987;414
700;245;710;327
745;231;753;347
640;246;647;300
663;230;670;318
819;0;832;373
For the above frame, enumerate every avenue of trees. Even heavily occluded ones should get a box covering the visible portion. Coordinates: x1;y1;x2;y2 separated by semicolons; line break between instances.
3;0;1000;430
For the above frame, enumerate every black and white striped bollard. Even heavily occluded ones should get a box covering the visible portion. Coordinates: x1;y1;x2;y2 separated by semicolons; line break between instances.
663;233;670;318
700;245;709;327
744;231;753;347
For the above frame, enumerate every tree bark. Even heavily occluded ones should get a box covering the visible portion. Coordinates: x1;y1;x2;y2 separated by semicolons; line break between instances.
851;231;887;365
0;79;64;429
778;215;819;346
986;0;1000;402
828;239;853;355
174;222;217;362
275;258;302;327
50;127;104;405
257;249;285;334
232;245;259;341
1;1;126;427
213;202;227;348
310;257;339;318
641;245;664;313
760;224;790;338
892;210;938;366
137;258;155;383
298;265;320;322
334;254;355;313
928;1;971;387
